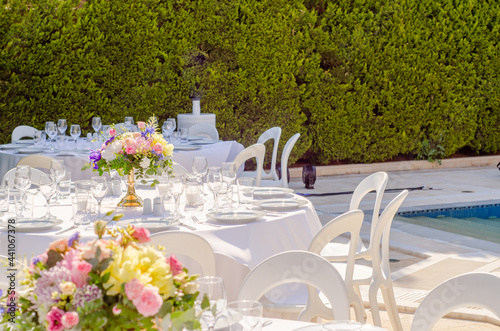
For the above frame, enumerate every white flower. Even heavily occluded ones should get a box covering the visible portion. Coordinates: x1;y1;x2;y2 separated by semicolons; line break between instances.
101;141;121;162
140;157;151;169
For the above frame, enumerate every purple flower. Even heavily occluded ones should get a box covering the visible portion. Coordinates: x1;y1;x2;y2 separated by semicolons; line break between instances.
89;149;102;169
141;127;155;138
105;136;115;146
32;256;41;266
68;232;80;247
73;284;103;308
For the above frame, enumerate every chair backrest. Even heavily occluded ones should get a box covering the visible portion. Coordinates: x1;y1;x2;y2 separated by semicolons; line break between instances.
17;155;64;171
189;123;219;140
11;125;37;142
371;190;408;286
237;250;350;322
257;127;281;181
172;162;189;175
148;231;216;276
304;210;364;321
411;273;500;331
233;143;265;186
277;133;300;188
2;167;47;188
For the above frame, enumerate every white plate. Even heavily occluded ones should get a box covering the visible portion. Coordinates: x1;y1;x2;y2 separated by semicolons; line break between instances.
116;218;178;232
206;210;266;224
253;187;294;199
0;218;63;232
0;144;21;150
17;148;47;154
14;140;34;145
191;139;221;145
252;199;308;211
174;145;202;151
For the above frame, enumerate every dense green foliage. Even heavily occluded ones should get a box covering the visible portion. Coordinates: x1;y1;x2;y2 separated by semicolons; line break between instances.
1;0;499;164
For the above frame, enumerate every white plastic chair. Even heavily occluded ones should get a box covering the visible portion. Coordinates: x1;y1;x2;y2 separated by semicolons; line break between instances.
320;172;389;262
2;167;47;187
17;155;64;171
411;273;500;331
188;123;219;140
237;250;351;322
11;125;37;142
305;209;365;322
148;231;216;276
172;162;189;175
256;127;281;181
260;133;300;188
233;143;265;186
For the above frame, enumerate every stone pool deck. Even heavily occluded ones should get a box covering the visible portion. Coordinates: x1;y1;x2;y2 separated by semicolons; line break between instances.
287;157;500;330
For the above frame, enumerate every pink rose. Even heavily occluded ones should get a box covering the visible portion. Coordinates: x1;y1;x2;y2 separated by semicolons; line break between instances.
61;311;79;328
125;145;136;154
153;143;163;154
49;239;68;253
131;226;151;243
125;278;144;301
109;128;116;137
46;306;65;331
112;305;122;315
137;121;146;130
75;260;92;275
133;285;163;317
168;255;183;276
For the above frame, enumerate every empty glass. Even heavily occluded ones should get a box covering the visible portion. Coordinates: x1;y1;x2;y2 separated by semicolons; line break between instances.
50;159;66;200
39;174;57;219
169;174;184;221
221;162;237;210
124;116;134;131
45;122;58;150
196;276;227;331
92;117;102;134
237;177;255;205
57;119;67;136
70;124;81;146
227;300;263;331
0;186;9;213
14;165;31;211
192;156;208;179
72;192;90;225
91;176;107;218
207;167;223;212
179;127;189;144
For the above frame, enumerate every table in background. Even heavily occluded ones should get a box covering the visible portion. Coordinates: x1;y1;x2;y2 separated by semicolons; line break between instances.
0;187;321;301
0;140;244;181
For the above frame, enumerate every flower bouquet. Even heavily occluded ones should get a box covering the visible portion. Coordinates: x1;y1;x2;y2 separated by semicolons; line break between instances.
1;221;201;331
83;117;174;207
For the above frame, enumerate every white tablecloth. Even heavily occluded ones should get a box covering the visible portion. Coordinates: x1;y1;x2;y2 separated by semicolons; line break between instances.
0;187;321;301
0;140;244;181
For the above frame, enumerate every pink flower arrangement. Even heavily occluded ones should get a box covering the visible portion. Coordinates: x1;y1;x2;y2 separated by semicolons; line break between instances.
1;223;200;330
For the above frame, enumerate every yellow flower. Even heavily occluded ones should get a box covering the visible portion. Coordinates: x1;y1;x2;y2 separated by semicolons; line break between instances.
103;244;175;298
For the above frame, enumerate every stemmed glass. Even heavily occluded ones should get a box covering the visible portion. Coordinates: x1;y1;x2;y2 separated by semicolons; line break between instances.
196;276;227;331
91;176;107;218
207;167;223;212
156;176;171;212
124;116;134;132
221;162;237;210
192;156;208;180
45;122;58;150
50;159;66;201
39;174;57;219
169;174;184;221
14;165;31;212
57;119;67;136
70;124;81;147
92;117;102;134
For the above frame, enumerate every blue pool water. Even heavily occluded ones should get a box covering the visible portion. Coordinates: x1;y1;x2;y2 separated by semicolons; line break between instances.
396;204;500;244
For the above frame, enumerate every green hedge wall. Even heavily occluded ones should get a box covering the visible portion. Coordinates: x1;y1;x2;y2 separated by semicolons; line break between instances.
1;0;499;165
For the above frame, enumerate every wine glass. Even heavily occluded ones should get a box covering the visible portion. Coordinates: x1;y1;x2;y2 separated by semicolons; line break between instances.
57;119;67;136
92;117;102;134
192;156;208;180
50;159;66;201
124;116;134;132
196;276;227;331
45;122;58;150
167;118;176;132
207;167;223;212
91;176;107;218
14;165;31;212
168;174;184;221
162;120;174;140
70;124;81;147
221;162;237;210
39;174;57;219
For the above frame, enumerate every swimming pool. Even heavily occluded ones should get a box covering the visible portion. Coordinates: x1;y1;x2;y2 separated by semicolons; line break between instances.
396;204;500;244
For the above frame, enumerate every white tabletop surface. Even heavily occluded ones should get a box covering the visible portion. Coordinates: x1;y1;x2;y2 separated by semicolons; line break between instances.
0;139;244;181
0;186;321;302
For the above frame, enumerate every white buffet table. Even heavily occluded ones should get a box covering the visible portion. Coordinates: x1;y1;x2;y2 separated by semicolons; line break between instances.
0;140;244;181
0;186;321;302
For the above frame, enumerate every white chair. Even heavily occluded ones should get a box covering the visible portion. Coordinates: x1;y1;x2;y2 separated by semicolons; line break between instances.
2;167;47;188
148;231;216;276
320;172;389;262
260;133;300;188
188;123;219;140
411;272;500;331
172;162;189;175
11;125;37;142
233;143;265;186
237;250;351;322
17;155;64;171
256;127;281;181
305;209;365;322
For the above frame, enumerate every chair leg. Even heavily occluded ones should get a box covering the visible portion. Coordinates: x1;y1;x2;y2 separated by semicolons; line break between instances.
354;285;367;320
381;286;403;331
368;285;382;327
